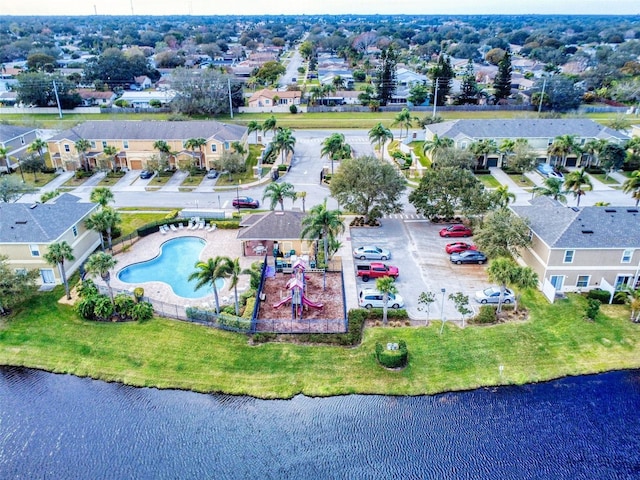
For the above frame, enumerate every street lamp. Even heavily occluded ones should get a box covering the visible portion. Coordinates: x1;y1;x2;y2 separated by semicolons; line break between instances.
236;180;240;213
439;288;446;335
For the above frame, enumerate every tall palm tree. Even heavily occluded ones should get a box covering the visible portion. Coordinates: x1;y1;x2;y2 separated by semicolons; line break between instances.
499;138;516;167
368;123;393;161
85;207;121;251
273;127;296;165
90;186;114;208
622;170;640;207
188;256;231;315
321;133;352;175
262;181;297;211
300;199;344;278
422;134;454;166
548;134;580;168
28;138;48;168
153;140;173;169
492;185;516;208
226;257;242;316
102;145;118;171
74;138;91;172
296;191;307;212
376;276;399;326
533;177;569;204
262;115;277;140
185;138;207;169
487;257;517;313
469;139;498;169
391;107;416;140
84;252;117;303
582;138;607;168
247;120;261;144
564;168;593;207
44;241;75;300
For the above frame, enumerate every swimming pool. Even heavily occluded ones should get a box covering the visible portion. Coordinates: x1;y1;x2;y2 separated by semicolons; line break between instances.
117;236;224;299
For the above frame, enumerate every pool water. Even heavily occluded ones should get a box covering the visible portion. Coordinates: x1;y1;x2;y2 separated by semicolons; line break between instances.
117;236;224;298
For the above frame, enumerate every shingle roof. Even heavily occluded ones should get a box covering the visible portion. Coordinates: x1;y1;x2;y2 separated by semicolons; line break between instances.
511;197;640;249
48;120;247;144
0;124;36;143
0;194;98;243
237;211;307;240
426;119;629;142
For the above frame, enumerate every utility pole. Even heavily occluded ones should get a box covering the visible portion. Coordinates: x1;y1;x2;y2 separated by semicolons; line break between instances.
228;78;233;119
538;77;547;115
52;81;63;119
432;78;439;119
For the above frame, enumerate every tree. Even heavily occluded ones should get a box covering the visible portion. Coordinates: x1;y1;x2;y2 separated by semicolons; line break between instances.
430;54;454;106
493;50;512;101
582;139;608;168
408;83;429;106
0;176;34;202
614;286;640;323
469;139;498;169
185;138;207;169
374;45;398;106
0;146;9;172
255;60;286;85
262;181;297;211
44;241;75;300
422;134;454;165
391;107;417;140
548;134;580;168
15;72;81;108
487;258;538;314
90;187;114;208
509;140;537;178
296;191;307;213
321;133;352;175
27;138;48;167
20;154;44;181
473;208;532;259
247;120;261;144
75;138;91;172
330;155;406;222
170;68;243;116
533;177;569;204
492;185;516;208
534;76;582;112
272;127;295;165
417;291;436;326
84;252;118;303
448;292;472;327
599;143;626;179
0;255;39;315
511;266;539;313
85;207;121;251
458;59;479;104
189;257;231;315
300;199;344;275
226;257;242;316
376;276;398;326
368;123;393;160
102;145;118;171
564;168;593;206
84;47;158;89
622;170;640;207
262;115;277;140
153;140;172;167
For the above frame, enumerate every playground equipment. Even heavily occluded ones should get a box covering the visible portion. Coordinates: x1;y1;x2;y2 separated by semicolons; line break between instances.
272;257;323;319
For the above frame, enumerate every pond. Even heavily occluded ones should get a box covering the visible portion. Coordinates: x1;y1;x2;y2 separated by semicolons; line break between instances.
1;367;639;479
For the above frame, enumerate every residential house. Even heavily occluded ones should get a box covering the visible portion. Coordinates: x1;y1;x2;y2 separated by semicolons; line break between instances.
46;120;248;171
424;119;629;167
511;196;640;294
396;67;427;88
0;193;101;286
132;75;153;90
77;89;117;107
0;125;39;171
248;89;301;108
118;90;176;108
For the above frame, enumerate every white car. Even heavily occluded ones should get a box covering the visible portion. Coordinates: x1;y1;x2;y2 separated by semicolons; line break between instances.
359;289;404;309
475;286;515;304
353;246;391;260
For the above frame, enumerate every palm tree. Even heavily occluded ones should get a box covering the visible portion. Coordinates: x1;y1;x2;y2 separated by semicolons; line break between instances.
582;139;607;168
0;146;9;172
84;252;117;303
300;199;344;280
564;168;593;206
102;145;118;171
153;140;174;169
262;115;277;140
263;181;297;211
376;276;399;326
296;191;307;212
272;127;296;165
368;123;393;161
622;170;640;207
85;210;108;250
247;120;261;144
185;138;207;169
533;177;569;204
321;133;352;175
487;257;516;313
499;138;516;168
226;257;242;316
85;207;121;251
470;139;498;169
44;241;75;300
188;256;231;314
422;134;454;166
511;266;538;314
28;138;48;167
614;286;640;323
391;107;416;140
548;134;580;168
74;138;91;172
231;141;246;156
492;185;516;208
90;186;114;208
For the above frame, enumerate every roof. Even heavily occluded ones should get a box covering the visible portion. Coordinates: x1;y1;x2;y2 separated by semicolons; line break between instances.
237;211;307;240
426;119;629;142
77;89;115;100
248;89;302;102
48;120;247;144
511;197;640;249
0;124;36;142
0;193;98;243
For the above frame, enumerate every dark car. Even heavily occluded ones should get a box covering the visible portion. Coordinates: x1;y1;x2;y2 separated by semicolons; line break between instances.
439;224;473;238
450;250;487;265
206;169;219;179
232;196;260;209
139;170;154;179
445;242;477;254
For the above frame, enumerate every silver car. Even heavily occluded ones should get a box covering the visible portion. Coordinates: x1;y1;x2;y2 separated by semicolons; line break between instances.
353;246;391;260
475;286;515;304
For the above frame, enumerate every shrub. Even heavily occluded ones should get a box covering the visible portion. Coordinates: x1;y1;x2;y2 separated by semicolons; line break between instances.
587;289;611;304
218;313;251;331
165;210;179;220
77;279;98;298
76;296;98;319
586;298;601;320
470;305;497;325
186;307;216;322
114;293;136;319
243;297;256;319
94;296;115;320
375;340;408;368
289;105;298;114
40;189;61;203
131;302;154;322
277;164;288;171
253;332;277;343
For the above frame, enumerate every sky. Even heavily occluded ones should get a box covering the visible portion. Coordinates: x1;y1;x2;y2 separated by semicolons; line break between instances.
3;0;639;16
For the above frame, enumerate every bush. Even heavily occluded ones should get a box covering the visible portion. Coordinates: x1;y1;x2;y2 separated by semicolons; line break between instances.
243;297;256;319
131;302;154;322
586;298;601;320
470;305;497;324
375;340;408;368
165;210;179;220
76;296;98;319
114;293;136;319
277;164;288;171
587;289;611;304
186;306;216;322
217;313;251;331
289;105;298;114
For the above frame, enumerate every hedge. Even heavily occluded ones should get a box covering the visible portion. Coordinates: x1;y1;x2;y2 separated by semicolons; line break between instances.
469;305;497;325
375;339;408;369
218;313;251;331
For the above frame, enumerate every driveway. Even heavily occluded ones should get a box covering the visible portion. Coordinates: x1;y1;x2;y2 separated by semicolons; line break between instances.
349;218;490;324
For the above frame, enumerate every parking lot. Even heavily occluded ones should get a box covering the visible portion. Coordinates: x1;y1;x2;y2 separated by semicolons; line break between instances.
349;218;490;323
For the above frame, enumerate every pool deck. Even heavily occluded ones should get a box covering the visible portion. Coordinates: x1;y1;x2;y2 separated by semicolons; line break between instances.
106;227;257;309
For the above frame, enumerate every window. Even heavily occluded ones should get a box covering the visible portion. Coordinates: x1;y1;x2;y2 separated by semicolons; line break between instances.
123;140;129;149
30;244;40;257
211;144;217;153
460;141;468;149
576;275;590;288
102;141;108;148
550;275;564;291
40;269;55;284
622;249;633;264
224;142;230;150
90;141;96;148
64;144;70;152
15;268;27;276
72;225;78;237
548;138;554;145
563;250;575;263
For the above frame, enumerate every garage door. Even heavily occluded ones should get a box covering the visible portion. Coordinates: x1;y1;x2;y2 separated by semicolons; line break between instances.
487;157;499;167
129;159;143;170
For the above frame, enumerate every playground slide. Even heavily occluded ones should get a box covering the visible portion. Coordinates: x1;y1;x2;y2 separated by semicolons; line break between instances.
272;296;292;309
302;296;323;309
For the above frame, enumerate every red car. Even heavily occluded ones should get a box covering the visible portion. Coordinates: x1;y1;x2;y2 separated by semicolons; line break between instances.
439;224;473;238
445;242;478;254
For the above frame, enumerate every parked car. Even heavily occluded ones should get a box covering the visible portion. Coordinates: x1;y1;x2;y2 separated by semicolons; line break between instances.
353;246;391;260
445;242;477;254
232;196;260;209
439;224;473;238
356;262;399;282
358;288;404;309
206;169;219;179
450;250;487;265
536;163;564;180
475;286;515;304
139;170;154;179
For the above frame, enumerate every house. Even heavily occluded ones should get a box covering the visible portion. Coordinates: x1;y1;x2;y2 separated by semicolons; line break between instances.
425;119;629;167
0;125;39;172
118;90;176;108
396;67;427;88
511;196;640;295
237;211;314;259
0;193;101;287
46;120;248;172
247;89;301;108
77;89;117;107
133;75;153;90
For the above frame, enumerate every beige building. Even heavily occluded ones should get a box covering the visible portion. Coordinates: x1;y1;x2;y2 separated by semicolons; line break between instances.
237;211;314;260
0;194;101;286
46;120;248;171
247;89;302;108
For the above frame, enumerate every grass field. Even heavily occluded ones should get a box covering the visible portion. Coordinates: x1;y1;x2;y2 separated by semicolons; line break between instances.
1;287;638;399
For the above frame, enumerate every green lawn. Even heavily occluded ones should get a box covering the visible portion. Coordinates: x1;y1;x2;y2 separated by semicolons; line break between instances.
508;173;535;188
1;288;638;399
476;174;502;188
118;211;171;236
591;173;620;185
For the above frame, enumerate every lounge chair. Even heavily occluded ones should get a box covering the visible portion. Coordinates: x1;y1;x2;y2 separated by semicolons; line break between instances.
178;223;184;229
187;221;196;230
160;225;167;235
169;224;178;232
197;221;205;230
